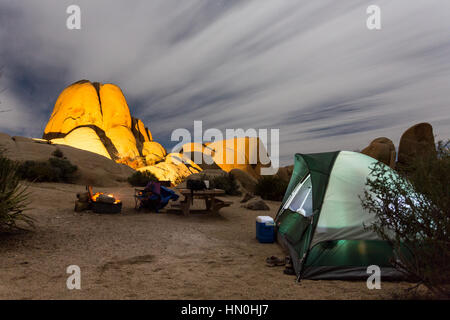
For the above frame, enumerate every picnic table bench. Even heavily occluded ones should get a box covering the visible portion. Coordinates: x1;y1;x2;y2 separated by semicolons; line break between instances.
174;188;232;216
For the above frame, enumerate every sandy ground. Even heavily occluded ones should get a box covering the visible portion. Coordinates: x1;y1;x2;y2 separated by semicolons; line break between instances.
0;182;413;300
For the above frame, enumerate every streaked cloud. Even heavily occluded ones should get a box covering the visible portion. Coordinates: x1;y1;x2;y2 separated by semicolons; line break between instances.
0;0;449;164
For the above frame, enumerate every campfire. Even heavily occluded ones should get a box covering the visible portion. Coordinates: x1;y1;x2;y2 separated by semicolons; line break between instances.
91;192;121;205
74;186;122;214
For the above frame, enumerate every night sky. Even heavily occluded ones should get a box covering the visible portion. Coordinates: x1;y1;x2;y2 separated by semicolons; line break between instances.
1;0;449;164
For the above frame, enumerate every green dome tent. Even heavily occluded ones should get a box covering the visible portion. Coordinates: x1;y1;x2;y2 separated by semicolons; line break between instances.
275;151;404;280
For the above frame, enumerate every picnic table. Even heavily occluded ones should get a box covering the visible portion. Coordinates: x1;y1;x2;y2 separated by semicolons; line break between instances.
174;188;232;216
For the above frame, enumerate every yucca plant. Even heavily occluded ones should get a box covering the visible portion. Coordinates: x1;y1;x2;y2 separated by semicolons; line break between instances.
0;155;33;230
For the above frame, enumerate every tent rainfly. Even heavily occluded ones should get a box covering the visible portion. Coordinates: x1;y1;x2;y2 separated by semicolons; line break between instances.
275;151;404;280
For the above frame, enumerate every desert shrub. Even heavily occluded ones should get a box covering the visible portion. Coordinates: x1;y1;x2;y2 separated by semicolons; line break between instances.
0;154;33;230
52;148;64;158
361;140;450;298
18;160;55;182
128;170;159;187
17;157;78;183
211;173;241;196
48;157;78;182
255;175;288;201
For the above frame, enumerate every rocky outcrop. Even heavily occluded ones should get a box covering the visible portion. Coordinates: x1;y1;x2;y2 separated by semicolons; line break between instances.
361;137;396;168
181;137;271;178
137;153;202;185
43;80;161;163
0;132;134;187
42;80;279;185
397;122;436;170
142;141;166;166
42;80;200;185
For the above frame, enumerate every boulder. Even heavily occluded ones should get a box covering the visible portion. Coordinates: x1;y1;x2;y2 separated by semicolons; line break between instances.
241;196;270;211
240;192;255;203
42;80;152;164
142;141;166;165
51;127;112;159
43;80;103;135
106;126;140;159
99;83;133;131
41;80;205;185
397;123;436;170
132;117;152;143
361;137;396;168
182;137;272;178
138;153;202;185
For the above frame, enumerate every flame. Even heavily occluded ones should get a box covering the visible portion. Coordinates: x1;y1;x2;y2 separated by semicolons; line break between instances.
91;192;102;201
91;192;121;204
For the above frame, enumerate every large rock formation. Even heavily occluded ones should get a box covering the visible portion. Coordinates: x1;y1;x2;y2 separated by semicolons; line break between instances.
361;137;396;168
137;153;202;185
0;132;134;187
43;80;162;164
397;122;436;170
42;80;200;184
181;137;271;178
42;80;275;184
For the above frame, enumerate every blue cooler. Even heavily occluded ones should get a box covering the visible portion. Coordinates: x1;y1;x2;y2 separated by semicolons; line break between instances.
256;216;275;243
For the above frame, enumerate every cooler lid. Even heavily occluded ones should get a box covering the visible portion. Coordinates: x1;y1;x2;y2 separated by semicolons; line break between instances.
256;216;274;223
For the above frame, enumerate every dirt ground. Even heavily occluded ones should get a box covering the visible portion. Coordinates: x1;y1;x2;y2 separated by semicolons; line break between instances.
0;182;413;299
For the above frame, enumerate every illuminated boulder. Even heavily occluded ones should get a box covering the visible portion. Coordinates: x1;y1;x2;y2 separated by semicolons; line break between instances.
182;137;270;178
99;83;133;130
142;141;166;165
51;127;111;160
99;83;140;158
44;80;103;135
106;126;140;159
43;80;153;162
42;80;204;186
132;118;152;143
138;153;201;185
165;153;202;172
